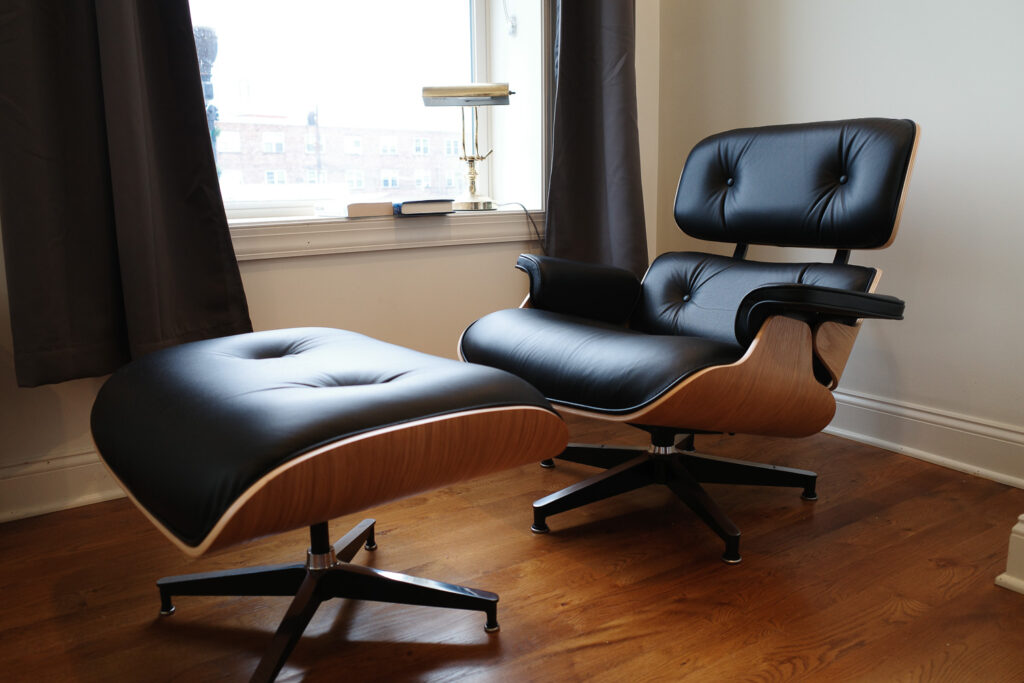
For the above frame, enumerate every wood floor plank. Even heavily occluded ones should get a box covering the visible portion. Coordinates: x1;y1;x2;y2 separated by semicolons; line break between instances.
1;415;1022;681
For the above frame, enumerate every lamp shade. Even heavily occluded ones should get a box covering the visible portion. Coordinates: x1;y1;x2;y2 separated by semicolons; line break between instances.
422;83;511;106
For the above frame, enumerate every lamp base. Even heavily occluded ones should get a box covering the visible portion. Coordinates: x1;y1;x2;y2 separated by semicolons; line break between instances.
454;196;497;211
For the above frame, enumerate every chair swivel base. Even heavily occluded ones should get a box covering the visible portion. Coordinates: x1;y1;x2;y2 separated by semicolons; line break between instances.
158;519;499;683
532;439;818;564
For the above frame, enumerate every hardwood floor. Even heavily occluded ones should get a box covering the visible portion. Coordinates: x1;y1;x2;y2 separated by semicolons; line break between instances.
1;415;1022;681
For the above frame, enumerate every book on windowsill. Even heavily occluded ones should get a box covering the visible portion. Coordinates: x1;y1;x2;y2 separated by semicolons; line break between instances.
346;201;394;218
392;199;455;216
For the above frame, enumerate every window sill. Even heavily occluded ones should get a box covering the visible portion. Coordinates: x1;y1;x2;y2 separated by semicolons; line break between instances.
229;209;544;261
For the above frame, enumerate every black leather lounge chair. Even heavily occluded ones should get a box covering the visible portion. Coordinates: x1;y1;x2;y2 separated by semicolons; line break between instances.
460;117;919;564
90;328;567;681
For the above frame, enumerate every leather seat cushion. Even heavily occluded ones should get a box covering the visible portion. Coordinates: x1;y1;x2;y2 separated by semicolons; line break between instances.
91;327;554;547
633;252;876;345
460;308;744;415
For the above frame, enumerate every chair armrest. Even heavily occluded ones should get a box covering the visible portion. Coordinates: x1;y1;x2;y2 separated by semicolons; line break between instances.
735;284;905;347
516;254;642;325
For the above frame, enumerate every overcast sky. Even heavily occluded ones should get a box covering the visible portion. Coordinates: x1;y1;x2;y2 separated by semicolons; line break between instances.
188;0;473;130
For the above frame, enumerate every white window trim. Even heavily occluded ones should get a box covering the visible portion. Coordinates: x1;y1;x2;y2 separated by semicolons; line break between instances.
230;210;544;261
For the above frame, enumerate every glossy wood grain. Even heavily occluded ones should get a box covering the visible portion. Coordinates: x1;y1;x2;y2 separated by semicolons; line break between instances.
1;414;1022;682
135;406;567;557
878;122;921;249
814;320;862;389
559;316;837;437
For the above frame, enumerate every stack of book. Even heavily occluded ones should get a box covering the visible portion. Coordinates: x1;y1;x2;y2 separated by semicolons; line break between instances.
346;199;455;218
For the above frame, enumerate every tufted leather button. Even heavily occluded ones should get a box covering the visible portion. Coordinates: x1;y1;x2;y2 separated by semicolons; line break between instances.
682;294;692;302
725;177;735;187
838;174;848;184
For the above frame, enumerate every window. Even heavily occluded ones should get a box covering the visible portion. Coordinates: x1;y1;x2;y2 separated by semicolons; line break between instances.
345;169;365;190
306;169;326;184
304;132;323;154
343;136;362;155
379;136;398;155
218;130;241;153
262;132;285;154
190;0;544;220
220;169;244;185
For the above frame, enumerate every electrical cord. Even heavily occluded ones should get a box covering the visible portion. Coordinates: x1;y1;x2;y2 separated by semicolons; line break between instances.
497;202;546;254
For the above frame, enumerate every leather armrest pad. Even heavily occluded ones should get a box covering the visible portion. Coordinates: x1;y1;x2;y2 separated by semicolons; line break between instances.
735;284;905;347
516;254;642;325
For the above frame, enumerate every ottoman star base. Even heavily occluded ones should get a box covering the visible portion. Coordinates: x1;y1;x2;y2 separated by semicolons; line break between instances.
90;328;567;681
157;519;499;683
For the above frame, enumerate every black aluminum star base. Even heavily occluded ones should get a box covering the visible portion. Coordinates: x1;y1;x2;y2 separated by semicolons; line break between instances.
157;519;498;682
533;432;817;564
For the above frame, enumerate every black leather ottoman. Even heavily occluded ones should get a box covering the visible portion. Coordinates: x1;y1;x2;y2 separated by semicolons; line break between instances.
90;327;567;682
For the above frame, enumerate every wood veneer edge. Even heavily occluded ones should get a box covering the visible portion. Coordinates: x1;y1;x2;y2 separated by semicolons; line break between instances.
99;405;566;558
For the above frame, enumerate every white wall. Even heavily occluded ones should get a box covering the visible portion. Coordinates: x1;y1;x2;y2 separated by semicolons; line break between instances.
239;243;530;355
657;0;1024;484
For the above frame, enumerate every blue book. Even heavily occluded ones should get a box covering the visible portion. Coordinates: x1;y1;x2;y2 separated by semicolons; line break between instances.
393;199;455;216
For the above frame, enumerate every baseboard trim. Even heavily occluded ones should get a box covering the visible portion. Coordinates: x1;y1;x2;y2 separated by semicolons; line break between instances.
0;450;124;522
827;389;1024;489
996;573;1024;594
996;515;1024;596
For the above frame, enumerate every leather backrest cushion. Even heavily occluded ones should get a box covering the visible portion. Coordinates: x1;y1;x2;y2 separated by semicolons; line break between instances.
674;118;916;249
631;252;876;345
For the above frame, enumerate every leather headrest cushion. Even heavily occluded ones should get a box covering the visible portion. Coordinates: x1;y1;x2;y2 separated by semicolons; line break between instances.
674;118;916;249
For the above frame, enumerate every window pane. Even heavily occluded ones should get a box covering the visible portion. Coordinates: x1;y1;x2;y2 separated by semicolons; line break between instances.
190;1;472;208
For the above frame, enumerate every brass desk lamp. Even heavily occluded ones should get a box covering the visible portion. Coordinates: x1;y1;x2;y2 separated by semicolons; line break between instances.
422;83;512;211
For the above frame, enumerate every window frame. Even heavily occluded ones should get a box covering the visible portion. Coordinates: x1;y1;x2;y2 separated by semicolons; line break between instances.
414;169;431;189
304;132;323;154
378;135;398;156
261;132;285;154
345;169;365;190
380;169;399;189
222;0;552;261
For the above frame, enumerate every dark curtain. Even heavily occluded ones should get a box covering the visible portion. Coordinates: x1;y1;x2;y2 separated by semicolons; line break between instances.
0;0;251;387
544;0;648;277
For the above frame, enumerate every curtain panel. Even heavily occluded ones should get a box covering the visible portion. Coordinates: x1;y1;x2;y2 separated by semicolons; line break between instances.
544;0;648;277
0;0;251;387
